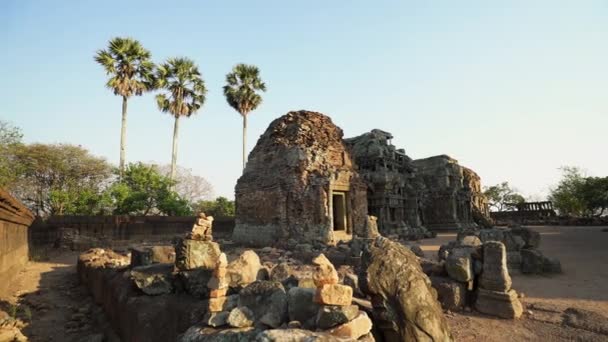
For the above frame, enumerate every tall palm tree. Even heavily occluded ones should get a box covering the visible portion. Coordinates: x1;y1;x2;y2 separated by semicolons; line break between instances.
155;57;207;181
223;64;267;171
94;37;155;177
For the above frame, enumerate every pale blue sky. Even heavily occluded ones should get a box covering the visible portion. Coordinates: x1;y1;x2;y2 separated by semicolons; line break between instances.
1;1;606;199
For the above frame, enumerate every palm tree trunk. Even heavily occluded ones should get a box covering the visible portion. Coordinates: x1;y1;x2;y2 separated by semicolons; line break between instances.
242;114;247;171
171;115;180;181
119;96;128;179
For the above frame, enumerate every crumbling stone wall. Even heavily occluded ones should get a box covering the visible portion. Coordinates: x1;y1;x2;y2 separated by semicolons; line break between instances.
0;188;34;295
414;155;489;230
345;129;428;237
232;111;367;246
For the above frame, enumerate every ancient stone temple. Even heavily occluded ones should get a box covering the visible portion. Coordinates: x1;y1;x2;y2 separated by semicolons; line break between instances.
232;111;368;246
345;130;427;237
414;155;489;230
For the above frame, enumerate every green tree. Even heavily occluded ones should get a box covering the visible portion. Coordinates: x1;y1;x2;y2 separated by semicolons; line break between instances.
10;144;112;216
156;58;207;181
0;121;24;189
195;196;235;218
223;64;267;170
548;166;586;216
483;182;526;212
95;37;155;177
112;162;192;216
578;176;608;217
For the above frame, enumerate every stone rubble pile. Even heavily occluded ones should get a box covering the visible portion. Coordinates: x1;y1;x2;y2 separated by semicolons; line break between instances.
424;229;529;318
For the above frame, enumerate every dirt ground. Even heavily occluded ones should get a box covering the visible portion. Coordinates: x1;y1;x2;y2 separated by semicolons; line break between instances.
1;251;119;342
420;225;608;341
1;225;607;341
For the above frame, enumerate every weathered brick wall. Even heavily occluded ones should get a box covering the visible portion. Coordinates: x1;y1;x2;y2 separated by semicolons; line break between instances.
32;215;235;249
0;189;34;295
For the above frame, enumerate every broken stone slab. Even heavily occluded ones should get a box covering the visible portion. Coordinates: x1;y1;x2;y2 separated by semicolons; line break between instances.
226;250;263;289
314;284;353;306
208;294;239;313
175;239;221;271
479;228;505;243
227;307;254;328
475;288;523;319
130;246;175;267
130;264;174;295
312;253;339;287
190;212;214;241
316;304;359;329
286;287;320;328
297;278;316;289
445;248;473;283
325;311;373;340
358;237;452;341
458;235;482;247
238;281;287;328
479;241;512;292
430;276;467;311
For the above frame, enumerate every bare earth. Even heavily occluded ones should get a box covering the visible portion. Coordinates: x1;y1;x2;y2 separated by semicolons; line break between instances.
1;226;607;341
421;225;608;341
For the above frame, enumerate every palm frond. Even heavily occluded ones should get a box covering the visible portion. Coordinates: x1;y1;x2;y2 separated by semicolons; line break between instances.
223;63;266;116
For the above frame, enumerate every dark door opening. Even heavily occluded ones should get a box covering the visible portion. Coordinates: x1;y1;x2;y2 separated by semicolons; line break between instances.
332;192;347;231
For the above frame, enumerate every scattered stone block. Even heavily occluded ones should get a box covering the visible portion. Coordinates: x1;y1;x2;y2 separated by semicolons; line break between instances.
445;249;473;282
238;281;287;328
297;278;316;289
175;239;221;271
227;250;262;288
325;311;373;340
430;276;467;311
479;241;512;292
203;311;229;327
269;263;291;283
130;246;175;267
314;284;353;306
287;287;320;326
130;264;174;295
475;288;523;319
227;307;254;328
316;304;359;329
178;269;213;298
312;253;339;287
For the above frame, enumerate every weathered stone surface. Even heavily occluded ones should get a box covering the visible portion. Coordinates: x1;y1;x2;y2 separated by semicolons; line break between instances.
459;235;482;247
325;311;373;340
479;228;505;243
345;130;433;238
445;249;473;283
430;276;467;311
297;278;316;289
269;263;291;283
413;155;490;231
256;329;343;341
342;272;364;297
227;250;262;288
287;287;320;326
232;111;368;246
227;307;254;328
175;239;221;271
130;264;174;295
203;311;229;327
420;259;448;277
179;326;259;342
208;295;239;313
316;304;359;329
130;246;175;267
563;307;608;335
475;288;523;319
408;244;425;258
362;215;380;238
358;237;452;341
238;281;287;328
479;242;512;292
507;252;522;270
312;253;339;287
179;269;214;298
314;284;353;306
